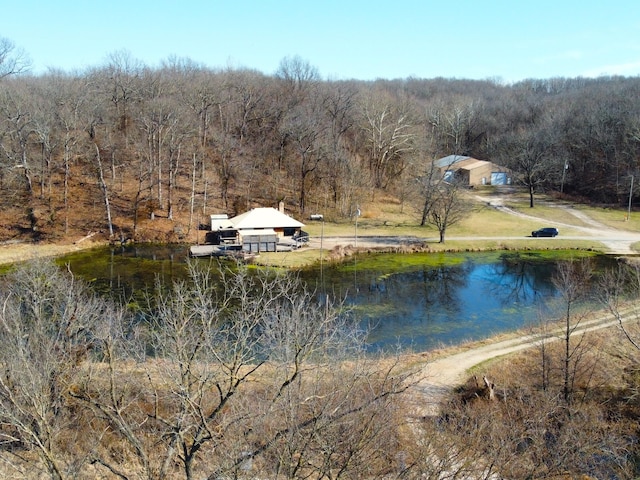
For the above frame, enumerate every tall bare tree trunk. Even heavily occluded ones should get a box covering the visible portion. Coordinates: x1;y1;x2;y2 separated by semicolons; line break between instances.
94;142;114;237
189;152;197;235
63;142;70;235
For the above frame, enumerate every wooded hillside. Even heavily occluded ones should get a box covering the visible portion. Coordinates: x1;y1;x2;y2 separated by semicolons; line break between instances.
2;46;640;243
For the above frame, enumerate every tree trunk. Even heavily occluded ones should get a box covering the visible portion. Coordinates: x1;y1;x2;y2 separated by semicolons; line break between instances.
529;183;535;208
189;152;197;235
483;376;496;400
94;142;114;237
421;198;429;226
564;302;571;404
63;142;70;235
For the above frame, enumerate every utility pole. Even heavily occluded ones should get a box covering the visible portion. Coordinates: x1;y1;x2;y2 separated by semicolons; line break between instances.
561;159;568;193
628;175;634;221
355;207;360;247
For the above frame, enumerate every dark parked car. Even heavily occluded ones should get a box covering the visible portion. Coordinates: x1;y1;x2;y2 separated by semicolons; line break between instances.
531;227;559;237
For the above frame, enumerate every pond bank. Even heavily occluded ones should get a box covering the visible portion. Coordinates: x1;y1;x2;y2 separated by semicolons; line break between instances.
0;240;108;267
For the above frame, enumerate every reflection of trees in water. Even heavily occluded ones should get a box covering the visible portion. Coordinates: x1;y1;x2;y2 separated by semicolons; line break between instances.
486;254;557;306
356;263;471;316
63;245;193;305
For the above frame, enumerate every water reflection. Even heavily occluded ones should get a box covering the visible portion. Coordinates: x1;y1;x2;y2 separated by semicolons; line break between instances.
303;252;610;352
60;244;192;302
59;246;615;353
486;254;557;305
338;260;538;352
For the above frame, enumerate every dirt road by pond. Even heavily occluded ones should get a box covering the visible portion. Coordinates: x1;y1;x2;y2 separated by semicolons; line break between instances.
1;199;638;418
407;306;632;417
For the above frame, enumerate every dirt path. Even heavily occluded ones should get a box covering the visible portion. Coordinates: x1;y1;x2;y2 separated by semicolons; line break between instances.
408;309;629;417
402;198;640;416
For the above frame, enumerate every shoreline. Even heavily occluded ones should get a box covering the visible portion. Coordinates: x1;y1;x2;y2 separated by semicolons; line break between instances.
0;240;108;267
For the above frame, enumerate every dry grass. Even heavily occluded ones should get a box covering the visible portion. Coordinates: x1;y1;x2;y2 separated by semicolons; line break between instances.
0;185;625;270
255;188;614;268
580;204;640;229
433;316;640;479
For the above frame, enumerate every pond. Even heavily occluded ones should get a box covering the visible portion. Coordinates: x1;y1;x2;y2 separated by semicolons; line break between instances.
58;245;617;352
301;252;565;351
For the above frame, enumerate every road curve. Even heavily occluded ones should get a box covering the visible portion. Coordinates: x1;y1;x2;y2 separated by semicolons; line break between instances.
409;308;631;417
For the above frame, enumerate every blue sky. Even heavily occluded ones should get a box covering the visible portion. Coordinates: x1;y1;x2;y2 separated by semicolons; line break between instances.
2;0;639;82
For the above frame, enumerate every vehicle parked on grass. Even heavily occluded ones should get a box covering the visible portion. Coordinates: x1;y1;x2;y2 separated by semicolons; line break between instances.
531;227;559;237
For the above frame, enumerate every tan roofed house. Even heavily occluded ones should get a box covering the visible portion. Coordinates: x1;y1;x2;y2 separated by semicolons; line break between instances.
434;155;512;186
194;207;307;256
230;207;305;253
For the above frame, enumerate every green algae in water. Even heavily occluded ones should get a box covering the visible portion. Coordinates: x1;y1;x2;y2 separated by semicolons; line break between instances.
329;248;597;276
333;251;472;274
57;244;192;301
499;249;599;264
52;245;619;352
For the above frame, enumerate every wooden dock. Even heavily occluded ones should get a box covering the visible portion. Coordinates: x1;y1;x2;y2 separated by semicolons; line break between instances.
189;245;224;257
189;244;256;261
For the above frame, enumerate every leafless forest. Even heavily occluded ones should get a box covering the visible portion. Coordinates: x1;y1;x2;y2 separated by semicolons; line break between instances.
2;38;640;243
3;38;640;479
1;256;640;479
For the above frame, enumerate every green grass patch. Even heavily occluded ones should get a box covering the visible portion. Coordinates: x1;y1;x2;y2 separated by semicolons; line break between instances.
577;204;640;229
253;188;624;268
498;249;599;264
253;249;322;268
334;251;472;273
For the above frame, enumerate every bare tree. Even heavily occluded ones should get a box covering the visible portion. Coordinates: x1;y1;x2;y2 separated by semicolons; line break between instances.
136;85;188;220
428;178;471;243
279;101;326;213
497;126;556;207
68;260;412;480
275;55;320;110
102;50;143;144
0;84;35;195
0;260;114;479
316;82;361;216
0;83;41;234
358;91;417;189
412;156;447;227
551;258;594;404
47;74;86;234
91;132;114;237
427;100;484;156
601;261;640;351
24;78;61;201
0;36;30;78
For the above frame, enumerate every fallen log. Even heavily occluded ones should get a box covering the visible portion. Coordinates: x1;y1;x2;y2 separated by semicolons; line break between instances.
74;232;96;244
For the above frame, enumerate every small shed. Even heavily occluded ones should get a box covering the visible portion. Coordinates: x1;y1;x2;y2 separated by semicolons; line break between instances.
207;214;237;244
210;214;233;230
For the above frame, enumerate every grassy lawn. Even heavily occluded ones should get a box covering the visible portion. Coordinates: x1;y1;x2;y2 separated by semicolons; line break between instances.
450;203;541;236
256;188;617;268
576;204;640;230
